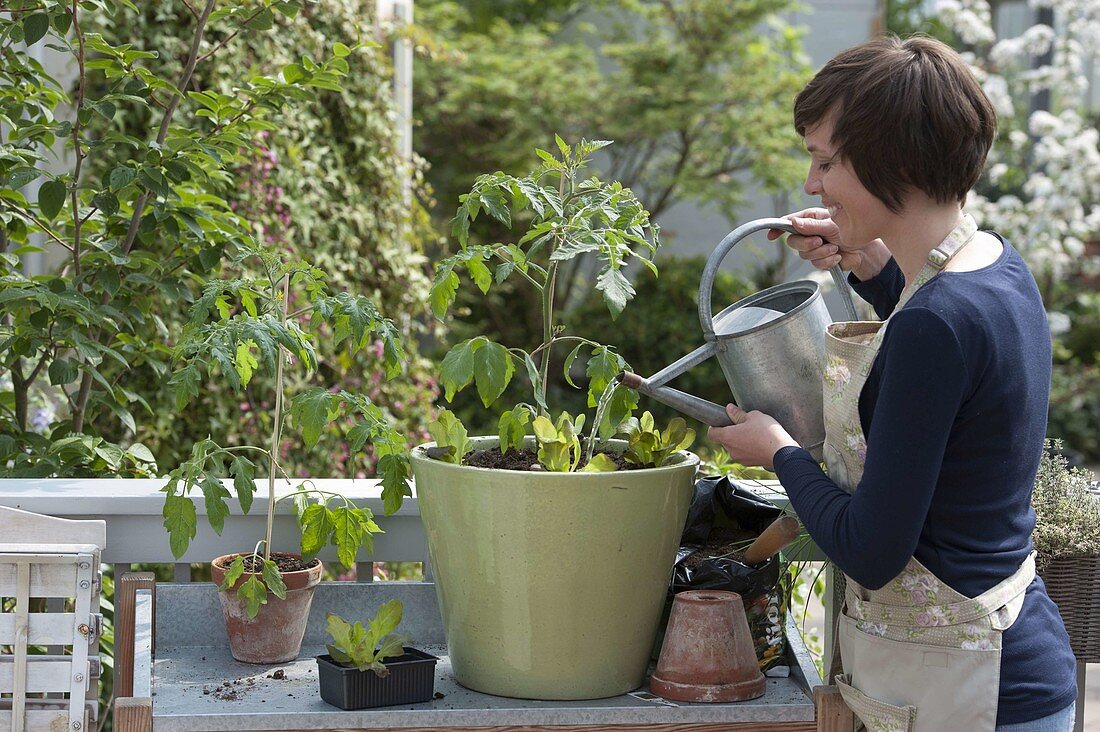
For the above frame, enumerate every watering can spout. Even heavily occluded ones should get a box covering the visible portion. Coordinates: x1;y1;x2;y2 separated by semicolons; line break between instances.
616;372;733;427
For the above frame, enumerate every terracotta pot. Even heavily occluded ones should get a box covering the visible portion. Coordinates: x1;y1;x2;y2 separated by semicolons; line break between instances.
210;552;322;664
651;589;765;702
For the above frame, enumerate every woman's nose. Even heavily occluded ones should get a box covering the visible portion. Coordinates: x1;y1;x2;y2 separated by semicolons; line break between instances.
804;169;821;197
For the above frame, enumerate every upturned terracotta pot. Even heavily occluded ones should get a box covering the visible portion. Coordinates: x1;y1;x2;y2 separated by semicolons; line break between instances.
210;552;323;664
651;589;765;702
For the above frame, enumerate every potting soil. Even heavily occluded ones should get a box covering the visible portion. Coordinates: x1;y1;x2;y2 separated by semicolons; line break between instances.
463;448;644;471
241;552;319;573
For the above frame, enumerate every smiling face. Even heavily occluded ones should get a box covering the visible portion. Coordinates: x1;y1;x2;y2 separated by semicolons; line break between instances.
802;115;895;249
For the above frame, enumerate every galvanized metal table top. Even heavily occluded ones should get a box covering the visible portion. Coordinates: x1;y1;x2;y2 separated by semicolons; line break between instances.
150;582;818;731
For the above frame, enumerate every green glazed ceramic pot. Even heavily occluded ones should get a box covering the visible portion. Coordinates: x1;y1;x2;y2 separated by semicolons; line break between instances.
411;437;697;700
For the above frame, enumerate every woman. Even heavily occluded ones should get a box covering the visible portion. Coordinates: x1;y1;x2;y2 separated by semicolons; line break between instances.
707;36;1077;731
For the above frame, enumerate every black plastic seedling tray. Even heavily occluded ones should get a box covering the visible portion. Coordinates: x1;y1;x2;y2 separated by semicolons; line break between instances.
316;648;438;710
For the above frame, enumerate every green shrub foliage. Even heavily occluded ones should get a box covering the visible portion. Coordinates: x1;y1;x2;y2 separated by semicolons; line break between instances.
2;0;346;475
83;0;440;477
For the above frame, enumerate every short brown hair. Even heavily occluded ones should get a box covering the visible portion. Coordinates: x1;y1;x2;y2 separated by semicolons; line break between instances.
793;35;996;213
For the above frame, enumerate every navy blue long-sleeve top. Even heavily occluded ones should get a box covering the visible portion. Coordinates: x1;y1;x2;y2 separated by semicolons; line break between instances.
773;236;1077;724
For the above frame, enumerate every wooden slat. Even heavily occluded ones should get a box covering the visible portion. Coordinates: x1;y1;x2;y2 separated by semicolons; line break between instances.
11;563;28;732
0;709;71;732
0;507;105;547
0;658;83;694
114;573;155;699
0;699;97;723
0;564;78;598
0;614;77;645
814;685;855;732
113;697;151;732
0;544;101;557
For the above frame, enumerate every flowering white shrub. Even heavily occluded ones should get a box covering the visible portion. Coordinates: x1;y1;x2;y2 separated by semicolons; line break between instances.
937;0;1100;292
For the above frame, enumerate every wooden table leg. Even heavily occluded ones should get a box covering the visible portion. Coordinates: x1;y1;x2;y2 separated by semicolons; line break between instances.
814;685;855;732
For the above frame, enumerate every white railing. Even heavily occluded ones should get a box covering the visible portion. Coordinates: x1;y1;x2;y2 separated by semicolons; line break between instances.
0;478;428;584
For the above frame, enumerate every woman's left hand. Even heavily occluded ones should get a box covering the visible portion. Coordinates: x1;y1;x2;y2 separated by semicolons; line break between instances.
707;404;800;469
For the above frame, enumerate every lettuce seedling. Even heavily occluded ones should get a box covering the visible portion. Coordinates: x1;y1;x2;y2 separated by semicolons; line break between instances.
427;409;472;464
324;600;410;677
622;412;695;468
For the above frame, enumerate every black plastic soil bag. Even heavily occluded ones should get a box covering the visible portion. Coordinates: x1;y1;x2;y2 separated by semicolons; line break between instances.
663;475;788;671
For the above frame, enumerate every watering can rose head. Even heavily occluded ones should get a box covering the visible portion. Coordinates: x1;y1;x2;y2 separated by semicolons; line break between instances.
424;137;695;471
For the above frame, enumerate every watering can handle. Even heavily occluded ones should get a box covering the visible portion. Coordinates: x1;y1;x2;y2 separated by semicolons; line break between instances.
698;218;859;340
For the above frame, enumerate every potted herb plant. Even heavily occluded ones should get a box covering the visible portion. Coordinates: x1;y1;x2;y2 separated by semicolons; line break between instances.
1032;439;1100;663
413;138;699;700
162;245;412;664
316;599;438;709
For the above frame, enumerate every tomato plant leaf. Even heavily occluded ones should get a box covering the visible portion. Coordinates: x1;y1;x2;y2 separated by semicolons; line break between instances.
238;574;268;618
439;338;481;401
377;453;411;515
472;339;514;407
162;493;196;559
262;559;287;600
596;267;635;319
220;555;246;590
300;503;333;559
200;473;231;535
585;346;626;407
229;455;255;514
290;387;340;448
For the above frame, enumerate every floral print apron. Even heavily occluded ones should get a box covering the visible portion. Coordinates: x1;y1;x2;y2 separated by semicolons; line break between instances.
821;215;1035;732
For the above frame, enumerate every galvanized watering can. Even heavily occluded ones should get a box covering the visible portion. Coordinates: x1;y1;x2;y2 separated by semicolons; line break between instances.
617;218;858;461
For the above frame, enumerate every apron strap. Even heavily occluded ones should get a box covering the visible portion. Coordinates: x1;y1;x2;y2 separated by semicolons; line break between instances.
893;214;978;312
926;213;978;269
863;214;979;364
845;553;1035;627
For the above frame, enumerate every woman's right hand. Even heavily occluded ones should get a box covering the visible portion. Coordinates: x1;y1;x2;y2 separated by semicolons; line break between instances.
766;208;891;282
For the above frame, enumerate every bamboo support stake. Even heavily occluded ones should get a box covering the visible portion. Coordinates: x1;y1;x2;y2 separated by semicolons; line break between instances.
264;274;290;562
